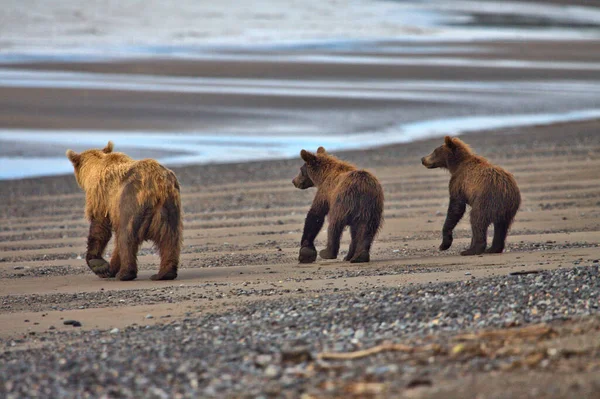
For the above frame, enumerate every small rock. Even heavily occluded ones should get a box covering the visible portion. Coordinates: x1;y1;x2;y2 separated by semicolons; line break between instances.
110;328;120;334
63;320;81;327
145;314;154;319
281;346;313;364
465;272;472;276
264;364;280;378
354;329;365;340
255;354;273;367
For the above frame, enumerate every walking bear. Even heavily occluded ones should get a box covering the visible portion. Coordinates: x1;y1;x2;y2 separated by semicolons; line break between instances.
66;141;182;281
421;136;520;255
292;147;384;263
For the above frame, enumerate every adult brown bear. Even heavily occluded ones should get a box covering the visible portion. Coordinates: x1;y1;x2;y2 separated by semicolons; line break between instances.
421;136;521;255
66;141;182;281
292;147;384;263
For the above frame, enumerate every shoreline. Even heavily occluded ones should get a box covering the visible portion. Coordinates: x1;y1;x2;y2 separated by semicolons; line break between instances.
2;109;600;181
1;115;599;193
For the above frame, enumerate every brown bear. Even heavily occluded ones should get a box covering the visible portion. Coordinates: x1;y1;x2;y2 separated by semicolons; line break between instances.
66;141;183;281
292;147;384;263
421;136;521;256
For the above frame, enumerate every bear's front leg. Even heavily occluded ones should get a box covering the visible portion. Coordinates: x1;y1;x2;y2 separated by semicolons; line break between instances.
461;214;488;256
440;197;466;251
299;203;327;263
85;217;113;278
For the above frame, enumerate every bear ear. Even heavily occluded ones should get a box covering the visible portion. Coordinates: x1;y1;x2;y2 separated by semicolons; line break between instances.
103;141;114;154
317;146;326;154
66;150;81;166
300;149;317;164
444;136;456;150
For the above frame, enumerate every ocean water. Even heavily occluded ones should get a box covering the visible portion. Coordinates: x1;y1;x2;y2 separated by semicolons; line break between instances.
1;0;600;179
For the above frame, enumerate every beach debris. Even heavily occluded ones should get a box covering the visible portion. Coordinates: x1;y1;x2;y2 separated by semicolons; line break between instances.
319;343;440;361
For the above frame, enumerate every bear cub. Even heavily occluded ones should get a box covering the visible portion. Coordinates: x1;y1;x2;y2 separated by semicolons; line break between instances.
293;147;384;263
421;136;521;256
67;141;183;281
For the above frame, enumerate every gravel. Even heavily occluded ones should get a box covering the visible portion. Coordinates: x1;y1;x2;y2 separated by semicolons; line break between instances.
2;265;600;398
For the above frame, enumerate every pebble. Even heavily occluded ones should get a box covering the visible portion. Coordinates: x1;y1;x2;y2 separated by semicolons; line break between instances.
255;355;272;367
264;365;280;378
110;328;120;334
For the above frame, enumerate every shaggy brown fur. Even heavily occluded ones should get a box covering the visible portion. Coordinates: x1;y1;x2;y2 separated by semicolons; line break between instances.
421;136;521;255
292;147;384;263
66;141;183;281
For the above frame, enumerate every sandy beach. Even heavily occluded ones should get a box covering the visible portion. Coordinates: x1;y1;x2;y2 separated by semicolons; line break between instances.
2;118;600;397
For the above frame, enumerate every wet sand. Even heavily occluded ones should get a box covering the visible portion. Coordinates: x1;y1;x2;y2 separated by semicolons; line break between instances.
1;39;600;136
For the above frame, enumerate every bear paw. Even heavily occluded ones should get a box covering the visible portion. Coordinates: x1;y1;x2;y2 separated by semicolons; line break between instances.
439;237;453;251
87;258;111;278
319;248;337;260
298;246;317;263
116;270;137;281
485;246;504;254
150;271;178;281
460;247;485;256
350;252;370;263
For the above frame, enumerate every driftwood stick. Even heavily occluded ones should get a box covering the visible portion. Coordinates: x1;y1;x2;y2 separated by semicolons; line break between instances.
319;343;438;361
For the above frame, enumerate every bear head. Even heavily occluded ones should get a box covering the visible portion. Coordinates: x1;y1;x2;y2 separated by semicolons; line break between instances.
421;136;472;170
292;146;328;189
66;141;115;188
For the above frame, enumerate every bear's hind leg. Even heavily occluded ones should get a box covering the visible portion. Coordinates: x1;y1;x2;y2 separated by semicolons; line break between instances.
485;221;508;254
152;229;180;281
108;237;121;277
86;217;112;278
152;239;179;281
461;213;488;256
343;225;358;261
320;218;345;260
350;222;378;263
151;198;181;280
115;231;140;281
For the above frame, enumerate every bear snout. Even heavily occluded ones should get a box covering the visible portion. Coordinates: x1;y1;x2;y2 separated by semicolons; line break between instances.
421;157;428;166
